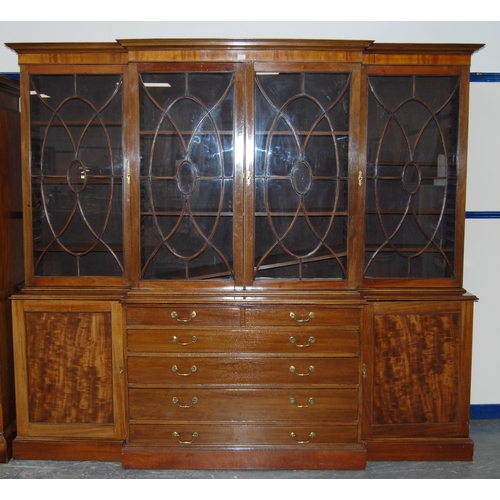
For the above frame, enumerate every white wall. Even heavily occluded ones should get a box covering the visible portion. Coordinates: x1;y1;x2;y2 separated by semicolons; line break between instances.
1;21;499;404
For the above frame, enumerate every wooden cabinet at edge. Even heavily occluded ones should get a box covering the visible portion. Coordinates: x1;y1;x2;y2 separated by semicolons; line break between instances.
0;75;22;462
5;39;482;469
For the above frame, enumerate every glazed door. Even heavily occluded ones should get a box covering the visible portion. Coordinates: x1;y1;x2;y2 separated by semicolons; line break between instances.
363;67;468;286
136;63;242;286
27;68;126;285
248;63;361;289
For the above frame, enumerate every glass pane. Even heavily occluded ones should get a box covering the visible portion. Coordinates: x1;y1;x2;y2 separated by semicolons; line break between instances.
254;72;350;280
364;75;460;279
30;74;124;277
140;72;235;281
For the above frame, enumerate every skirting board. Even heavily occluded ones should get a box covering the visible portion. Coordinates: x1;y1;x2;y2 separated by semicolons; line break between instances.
470;404;500;419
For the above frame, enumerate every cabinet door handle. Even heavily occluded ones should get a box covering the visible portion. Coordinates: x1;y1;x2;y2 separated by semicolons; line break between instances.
289;336;315;348
172;431;198;444
289;365;315;376
172;365;197;376
171;311;197;322
172;335;198;346
290;311;315;323
290;431;315;444
172;396;198;408
289;397;315;408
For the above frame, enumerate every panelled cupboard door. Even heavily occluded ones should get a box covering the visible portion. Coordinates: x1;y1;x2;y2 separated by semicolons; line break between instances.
362;300;474;440
12;299;126;440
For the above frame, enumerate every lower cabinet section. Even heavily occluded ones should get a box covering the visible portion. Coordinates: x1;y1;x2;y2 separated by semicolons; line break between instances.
361;297;475;461
9;293;476;468
10;295;126;461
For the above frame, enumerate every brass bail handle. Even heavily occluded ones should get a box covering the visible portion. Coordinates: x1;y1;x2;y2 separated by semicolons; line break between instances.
290;431;316;444
171;310;197;322
172;335;198;346
290;311;315;323
289;365;315;376
172;396;198;408
172;431;198;444
172;365;197;376
289;397;315;408
289;336;316;348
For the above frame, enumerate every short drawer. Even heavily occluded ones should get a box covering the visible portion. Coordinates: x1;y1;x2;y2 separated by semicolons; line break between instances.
127;357;359;386
129;388;359;422
127;328;359;355
245;307;360;327
126;306;241;326
129;423;358;445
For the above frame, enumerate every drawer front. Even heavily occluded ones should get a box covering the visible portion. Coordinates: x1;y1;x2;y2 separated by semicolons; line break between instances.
129;423;358;445
126;306;241;326
127;328;359;355
245;307;360;327
129;388;359;422
128;357;359;386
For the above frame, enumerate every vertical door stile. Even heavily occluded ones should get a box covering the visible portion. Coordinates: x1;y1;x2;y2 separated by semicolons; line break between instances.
20;66;34;286
348;63;366;290
232;62;246;289
243;62;256;289
123;63;140;288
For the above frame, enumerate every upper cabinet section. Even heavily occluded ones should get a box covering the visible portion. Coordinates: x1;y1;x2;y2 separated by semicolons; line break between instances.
6;39;483;290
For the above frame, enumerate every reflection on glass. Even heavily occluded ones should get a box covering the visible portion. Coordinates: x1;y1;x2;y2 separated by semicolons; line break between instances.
30;74;124;277
254;72;350;280
139;72;235;280
364;75;460;279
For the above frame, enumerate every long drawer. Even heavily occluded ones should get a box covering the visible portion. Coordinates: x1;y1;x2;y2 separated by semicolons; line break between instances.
129;388;359;422
129;423;358;445
128;357;359;386
127;328;359;355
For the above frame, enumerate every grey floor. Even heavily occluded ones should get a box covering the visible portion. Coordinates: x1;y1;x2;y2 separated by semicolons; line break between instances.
0;419;499;479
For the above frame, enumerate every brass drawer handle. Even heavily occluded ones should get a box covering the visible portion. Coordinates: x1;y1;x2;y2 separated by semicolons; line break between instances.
172;335;198;346
171;311;197;322
290;431;315;444
289;336;315;348
172;365;197;376
289;365;315;376
172;431;198;444
289;397;315;408
290;311;315;323
172;396;198;408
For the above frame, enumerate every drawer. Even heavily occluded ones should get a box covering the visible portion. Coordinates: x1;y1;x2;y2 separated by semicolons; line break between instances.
126;306;241;326
129;388;359;422
245;307;360;327
127;328;359;355
129;423;358;445
127;357;359;386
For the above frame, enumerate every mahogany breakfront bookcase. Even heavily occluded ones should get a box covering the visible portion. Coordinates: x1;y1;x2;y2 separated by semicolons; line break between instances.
5;39;483;469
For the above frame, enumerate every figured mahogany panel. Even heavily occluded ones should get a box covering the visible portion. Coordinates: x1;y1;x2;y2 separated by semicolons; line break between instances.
25;311;113;424
373;312;459;425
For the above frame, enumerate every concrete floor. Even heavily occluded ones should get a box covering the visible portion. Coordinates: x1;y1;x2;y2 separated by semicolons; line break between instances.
1;419;499;479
